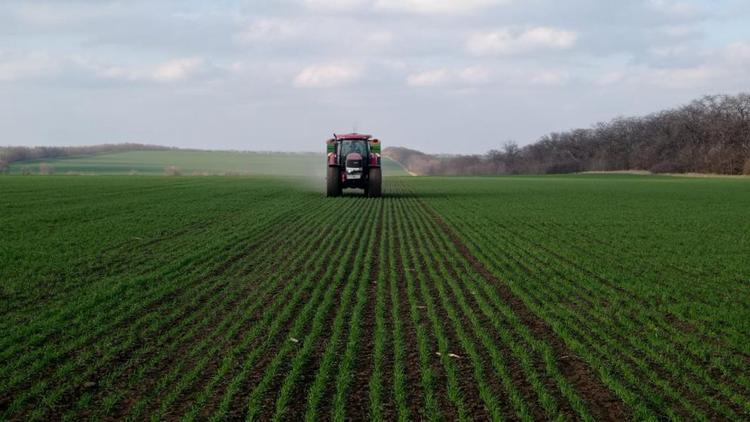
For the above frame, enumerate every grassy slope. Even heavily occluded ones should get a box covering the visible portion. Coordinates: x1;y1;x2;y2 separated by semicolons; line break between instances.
7;150;410;177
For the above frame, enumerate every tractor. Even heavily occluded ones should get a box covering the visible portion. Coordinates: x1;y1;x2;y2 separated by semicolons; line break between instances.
326;133;381;197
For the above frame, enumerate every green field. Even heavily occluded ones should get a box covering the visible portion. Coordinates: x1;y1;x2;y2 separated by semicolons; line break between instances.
1;173;749;421
6;150;410;177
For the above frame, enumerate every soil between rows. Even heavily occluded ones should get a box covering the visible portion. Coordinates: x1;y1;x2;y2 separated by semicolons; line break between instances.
344;203;384;420
5;192;644;421
418;200;631;422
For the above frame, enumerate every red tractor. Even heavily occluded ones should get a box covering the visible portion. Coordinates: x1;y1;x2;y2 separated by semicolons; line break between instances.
326;133;382;197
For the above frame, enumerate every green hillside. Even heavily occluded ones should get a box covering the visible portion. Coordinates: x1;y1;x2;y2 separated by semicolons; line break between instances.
7;150;409;177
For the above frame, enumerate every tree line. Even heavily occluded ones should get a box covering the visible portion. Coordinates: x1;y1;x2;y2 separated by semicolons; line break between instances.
384;93;750;176
0;143;173;174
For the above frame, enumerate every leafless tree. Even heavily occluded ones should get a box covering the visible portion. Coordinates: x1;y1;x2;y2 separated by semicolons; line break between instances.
387;93;750;176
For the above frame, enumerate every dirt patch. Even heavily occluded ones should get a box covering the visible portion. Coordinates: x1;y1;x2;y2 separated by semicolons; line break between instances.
419;202;630;421
665;313;698;334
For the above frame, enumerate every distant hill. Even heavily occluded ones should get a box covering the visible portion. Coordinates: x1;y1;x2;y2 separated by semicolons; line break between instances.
2;149;410;177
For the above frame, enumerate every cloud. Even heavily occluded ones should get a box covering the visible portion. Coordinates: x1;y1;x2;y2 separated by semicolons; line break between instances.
152;58;204;82
303;0;370;12
407;66;490;87
725;41;750;64
458;66;491;84
649;66;714;88
364;31;394;48
0;53;59;81
77;57;206;83
374;0;506;14
293;63;363;87
467;26;577;56
647;0;706;20
304;0;505;13
529;70;569;86
10;2;120;26
596;71;626;86
235;18;300;42
406;69;452;86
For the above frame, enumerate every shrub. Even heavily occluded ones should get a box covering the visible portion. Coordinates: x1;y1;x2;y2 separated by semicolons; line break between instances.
164;166;182;176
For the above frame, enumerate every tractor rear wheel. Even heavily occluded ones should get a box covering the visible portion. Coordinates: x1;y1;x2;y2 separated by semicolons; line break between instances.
367;168;382;197
326;167;341;197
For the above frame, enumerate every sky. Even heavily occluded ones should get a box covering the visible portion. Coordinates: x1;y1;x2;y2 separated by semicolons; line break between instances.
1;0;749;154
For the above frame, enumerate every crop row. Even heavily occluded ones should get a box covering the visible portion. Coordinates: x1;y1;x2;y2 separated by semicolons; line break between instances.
410;175;750;420
0;177;633;420
3;175;747;420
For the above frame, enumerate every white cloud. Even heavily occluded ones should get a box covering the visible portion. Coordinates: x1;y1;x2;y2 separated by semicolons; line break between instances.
152;58;204;82
364;31;394;48
73;57;208;83
303;0;370;11
235;19;300;43
530;70;569;86
407;66;490;87
304;0;504;13
657;24;699;38
458;66;491;84
648;0;705;20
0;53;59;81
82;62;139;81
293;63;363;87
725;41;750;64
596;71;626;86
10;3;120;26
649;66;715;88
407;68;452;86
467;26;577;56
375;0;505;14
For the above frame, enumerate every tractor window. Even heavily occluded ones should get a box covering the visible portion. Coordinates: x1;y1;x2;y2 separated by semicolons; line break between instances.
339;141;368;157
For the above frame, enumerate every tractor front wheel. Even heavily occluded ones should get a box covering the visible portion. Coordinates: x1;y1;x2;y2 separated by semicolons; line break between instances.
367;168;382;197
327;167;341;197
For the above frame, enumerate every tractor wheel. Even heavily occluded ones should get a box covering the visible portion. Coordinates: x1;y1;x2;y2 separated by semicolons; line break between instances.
367;168;382;197
326;167;341;197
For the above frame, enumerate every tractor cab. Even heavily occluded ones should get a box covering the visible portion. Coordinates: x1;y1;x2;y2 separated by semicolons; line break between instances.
326;133;382;197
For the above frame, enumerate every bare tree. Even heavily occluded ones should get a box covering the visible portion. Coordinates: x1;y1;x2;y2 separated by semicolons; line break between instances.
388;92;750;176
